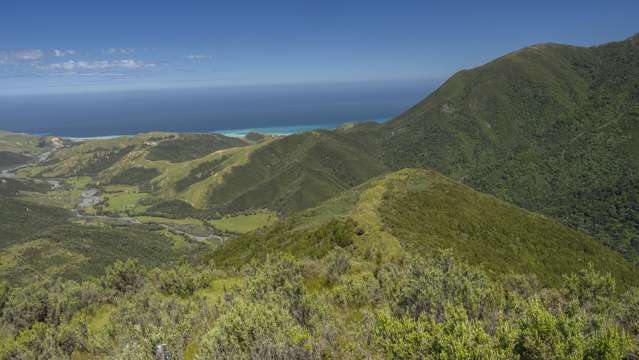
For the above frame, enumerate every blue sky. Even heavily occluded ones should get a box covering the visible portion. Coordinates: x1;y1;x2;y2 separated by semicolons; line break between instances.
1;0;637;95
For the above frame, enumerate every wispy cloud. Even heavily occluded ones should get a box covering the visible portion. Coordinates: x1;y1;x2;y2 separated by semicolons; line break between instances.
0;49;45;63
185;54;213;60
0;49;78;64
102;48;135;55
52;49;77;57
39;59;155;71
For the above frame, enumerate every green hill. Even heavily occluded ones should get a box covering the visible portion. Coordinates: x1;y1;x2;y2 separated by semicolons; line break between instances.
145;133;248;163
2;35;639;359
0;180;209;285
214;168;638;287
378;34;639;263
0;131;52;169
203;129;387;214
1;169;638;359
19;128;386;217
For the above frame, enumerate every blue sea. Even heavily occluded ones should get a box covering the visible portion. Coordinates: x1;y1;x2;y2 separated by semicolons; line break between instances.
0;79;438;137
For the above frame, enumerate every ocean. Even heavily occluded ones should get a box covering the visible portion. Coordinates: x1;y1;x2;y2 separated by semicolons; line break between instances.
0;79;438;137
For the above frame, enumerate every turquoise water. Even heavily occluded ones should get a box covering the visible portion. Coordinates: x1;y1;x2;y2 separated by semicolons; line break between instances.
217;120;384;137
0;80;437;137
64;120;385;140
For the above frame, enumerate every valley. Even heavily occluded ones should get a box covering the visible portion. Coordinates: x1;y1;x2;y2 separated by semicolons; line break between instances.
0;33;638;359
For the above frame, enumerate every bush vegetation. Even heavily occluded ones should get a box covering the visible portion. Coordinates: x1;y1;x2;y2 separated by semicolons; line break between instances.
145;134;246;163
1;249;638;359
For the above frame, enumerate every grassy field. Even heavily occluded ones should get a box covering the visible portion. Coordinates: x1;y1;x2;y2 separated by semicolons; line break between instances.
0;131;48;156
209;211;278;233
18;176;93;209
134;215;205;226
103;190;150;214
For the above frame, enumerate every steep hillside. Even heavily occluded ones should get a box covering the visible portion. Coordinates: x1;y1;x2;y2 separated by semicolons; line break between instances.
0;131;48;155
18;129;384;216
214;169;638;287
0;151;31;169
145;133;247;163
379;34;639;263
0;131;52;169
21;132;248;177
203;129;387;214
0;178;210;285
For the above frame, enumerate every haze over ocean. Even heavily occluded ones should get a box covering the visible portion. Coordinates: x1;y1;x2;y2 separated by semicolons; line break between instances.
0;79;438;137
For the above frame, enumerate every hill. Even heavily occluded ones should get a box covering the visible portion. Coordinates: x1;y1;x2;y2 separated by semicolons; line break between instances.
0;131;53;169
213;168;638;287
20;128;386;217
1;35;639;359
202;129;387;214
378;34;639;263
0;177;211;285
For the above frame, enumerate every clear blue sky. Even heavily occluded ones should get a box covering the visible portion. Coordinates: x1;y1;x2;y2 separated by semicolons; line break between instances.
1;0;637;95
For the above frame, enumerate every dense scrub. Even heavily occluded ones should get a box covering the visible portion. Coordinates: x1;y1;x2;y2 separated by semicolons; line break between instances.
212;169;639;289
2;34;639;359
174;156;229;192
380;34;639;264
109;166;160;187
145;200;215;219
0;221;209;286
0;196;69;249
1;251;638;359
0;151;31;169
72;146;136;176
0;178;51;197
204;130;387;214
145;134;246;163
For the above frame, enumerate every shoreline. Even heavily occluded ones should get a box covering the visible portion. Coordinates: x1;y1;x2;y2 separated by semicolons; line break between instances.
53;119;387;141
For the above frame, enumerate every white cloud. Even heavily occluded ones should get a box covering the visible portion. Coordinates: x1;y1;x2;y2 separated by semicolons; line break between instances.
103;48;135;55
40;59;155;71
0;49;45;62
52;49;76;57
185;54;213;60
0;49;78;64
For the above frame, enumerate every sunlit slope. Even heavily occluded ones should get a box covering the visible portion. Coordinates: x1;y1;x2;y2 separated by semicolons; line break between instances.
203;129;387;214
378;34;639;263
17;132;254;210
19;128;386;216
0;194;208;285
0;131;54;168
214;168;638;287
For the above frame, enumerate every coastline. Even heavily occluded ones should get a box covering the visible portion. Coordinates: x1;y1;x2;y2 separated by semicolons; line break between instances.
59;119;387;141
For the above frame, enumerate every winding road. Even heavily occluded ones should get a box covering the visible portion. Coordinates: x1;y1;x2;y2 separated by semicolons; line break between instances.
75;187;225;243
2;150;224;244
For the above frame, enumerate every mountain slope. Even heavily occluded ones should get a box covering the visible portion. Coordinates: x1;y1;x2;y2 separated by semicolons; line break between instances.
378;34;639;263
0;178;209;285
0;131;53;169
213;168;638;287
203;128;387;214
20;128;386;216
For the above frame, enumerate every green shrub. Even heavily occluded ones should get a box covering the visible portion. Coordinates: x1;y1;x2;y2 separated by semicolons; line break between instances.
158;264;209;297
562;263;615;312
377;252;503;321
323;247;351;285
332;272;379;307
102;259;146;293
514;300;587;359
199;298;318;359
